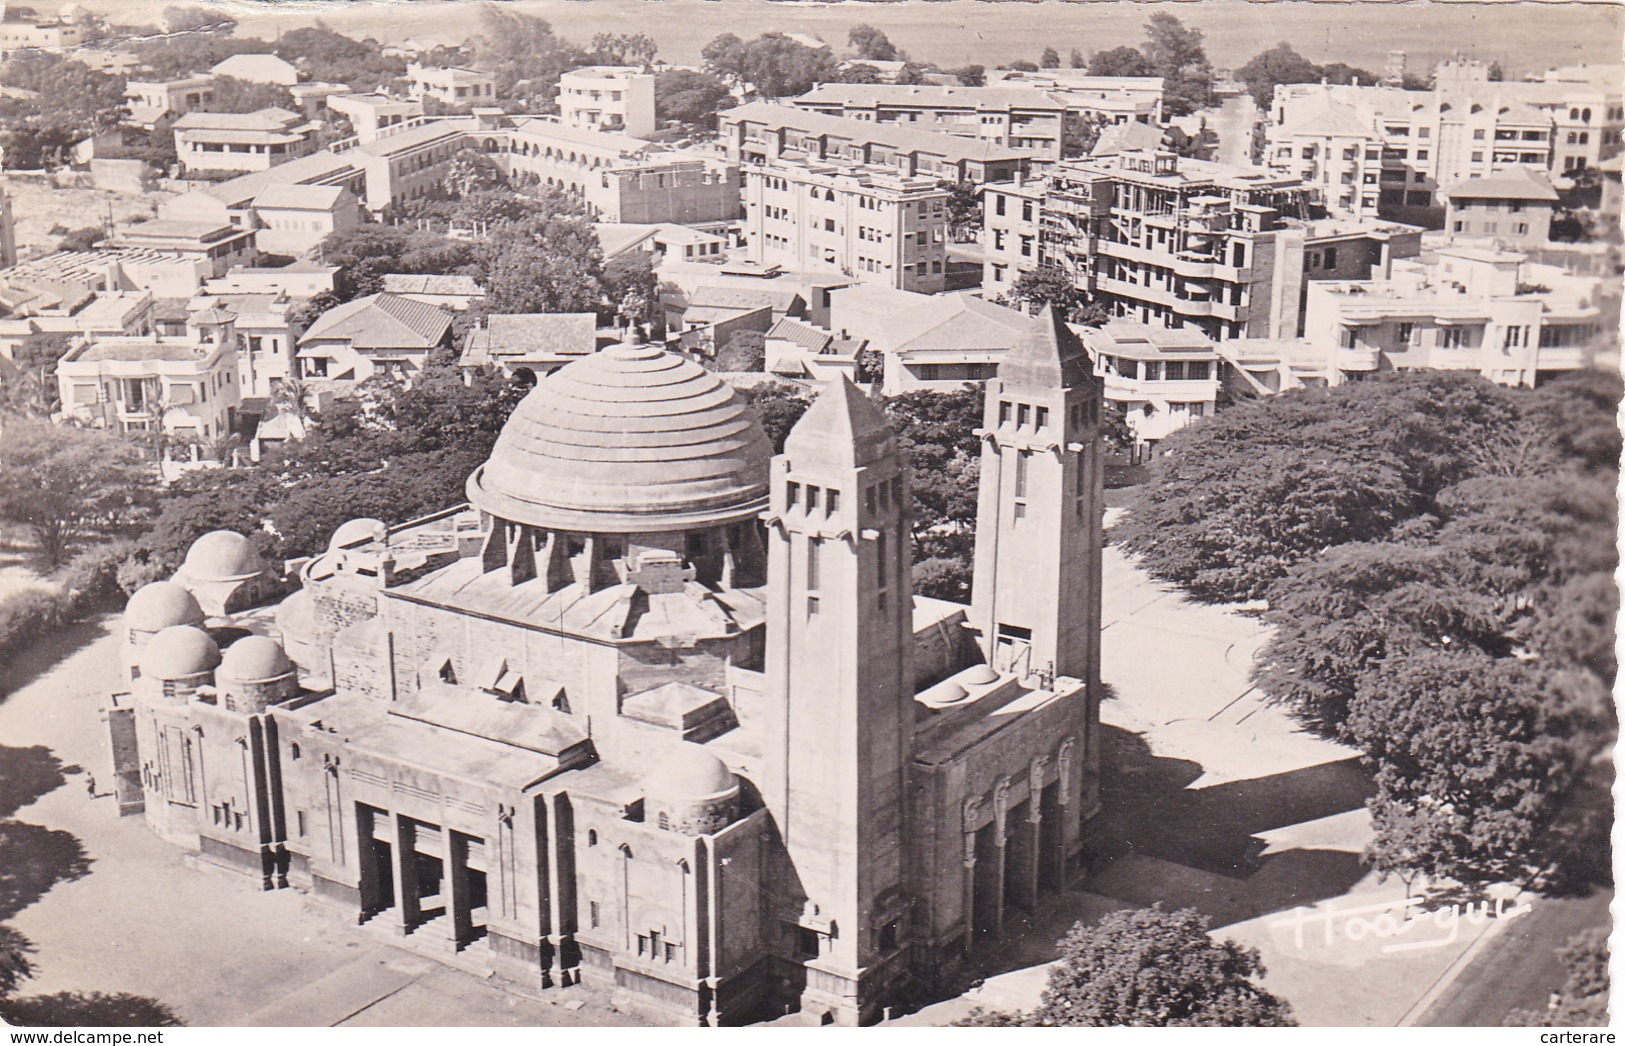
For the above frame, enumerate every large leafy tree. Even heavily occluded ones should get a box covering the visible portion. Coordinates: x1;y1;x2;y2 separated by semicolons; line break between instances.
1088;46;1153;78
1141;13;1213;116
0;419;156;567
654;69;733;130
958;906;1295;1026
701;32;836;98
1234;42;1323;109
847;24;902;63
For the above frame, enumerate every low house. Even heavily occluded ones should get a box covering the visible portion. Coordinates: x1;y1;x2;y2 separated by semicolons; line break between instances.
380;273;487;312
828;285;1032;393
459;312;598;380
761;316;863;382
405;64;497;106
324;92;424;143
596;222;728;265
249;184;361;257
295;292;453;389
123;74;215;129
204;259;339;298
669;283;807;356
107;221;257;278
209;53;300;87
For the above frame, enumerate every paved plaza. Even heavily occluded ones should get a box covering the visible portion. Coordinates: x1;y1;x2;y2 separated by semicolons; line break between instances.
0;522;1598;1026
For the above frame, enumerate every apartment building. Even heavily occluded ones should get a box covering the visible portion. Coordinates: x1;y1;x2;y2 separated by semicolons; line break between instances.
793;84;1075;163
405;64;496;106
743;156;949;293
107;221;258;278
721;102;1029;185
173;108;318;175
982;150;1423;341
558;65;656;138
248;184;362;256
57;313;241;447
187;291;297;397
1301;245;1614;388
1441;168;1560;248
0;17;84;55
1079;320;1220;458
1268;59;1622;223
988;69;1166;124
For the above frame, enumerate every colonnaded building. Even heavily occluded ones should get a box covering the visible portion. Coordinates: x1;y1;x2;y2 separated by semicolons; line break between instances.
105;310;1106;1026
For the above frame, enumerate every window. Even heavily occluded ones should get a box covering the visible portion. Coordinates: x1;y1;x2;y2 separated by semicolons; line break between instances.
807;486;820;512
1014;450;1029;499
806;538;821;592
876;530;888;584
290;743;301;760
296;810;307;837
1398;321;1415;345
1323;247;1337;269
1017;403;1031;427
1441;326;1469;349
637;934;649;957
999;401;1012;426
827;489;840;514
588;829;598;846
1504;326;1526;349
995;194;1006;216
590;902;601;928
1035;406;1049;429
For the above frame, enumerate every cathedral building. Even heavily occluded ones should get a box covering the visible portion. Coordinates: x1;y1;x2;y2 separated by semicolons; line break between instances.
105;309;1106;1026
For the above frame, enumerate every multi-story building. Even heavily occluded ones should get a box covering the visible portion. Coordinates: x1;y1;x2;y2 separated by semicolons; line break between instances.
124;75;216;129
721;102;1030;185
0;16;84;56
1079;320;1220;459
107;220;258;278
983;150;1424;341
1441;168;1560;248
103;317;1105;1026
796;80;1163;165
295;291;453;389
186;290;297;398
325;93;425;143
1268;59;1623;224
57;310;240;446
987;69;1166;125
558;65;657;138
827;285;1032;392
742;156;949;293
405;63;497;107
1301;245;1616;388
249;184;362;257
173;108;319;175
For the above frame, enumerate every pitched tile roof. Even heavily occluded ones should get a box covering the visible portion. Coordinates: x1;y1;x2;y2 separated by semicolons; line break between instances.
297;292;451;349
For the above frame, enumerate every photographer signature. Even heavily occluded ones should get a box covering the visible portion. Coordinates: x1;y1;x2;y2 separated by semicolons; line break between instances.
1270;895;1532;953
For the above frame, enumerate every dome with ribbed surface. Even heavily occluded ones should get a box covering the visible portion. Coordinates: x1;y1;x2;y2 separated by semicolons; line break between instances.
467;337;771;533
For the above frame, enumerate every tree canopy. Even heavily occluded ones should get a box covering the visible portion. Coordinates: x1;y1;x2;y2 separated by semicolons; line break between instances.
654;69;733;130
0;418;156;567
1142;13;1213;116
1234;42;1323;109
1088;46;1153;78
847;24;902;63
701;32;837;99
957;906;1295;1026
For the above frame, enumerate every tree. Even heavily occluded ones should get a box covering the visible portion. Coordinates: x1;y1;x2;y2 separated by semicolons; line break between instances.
1007;59;1040;73
1040;47;1061;69
1069;49;1086;69
654;69;733;130
853;347;885;385
206;76;296;114
1487;61;1505;82
590;32;656;66
0;927;34;999
601;251;659;330
738;381;809;453
1350;649;1596;885
469;7;586;107
1506;928;1609;1027
714;330;766;372
953;64;986;87
1318;62;1382;87
936;180;982;241
1142;13;1212;116
1088;45;1152;78
738;34;837;99
956;906;1295;1026
0;333;70;416
160;4;234;33
1061;111;1109;159
1235;42;1323;110
701;33;749;84
847;24;901;63
272;24;405;89
836;63;882;85
0;419;156;567
1008;265;1084;315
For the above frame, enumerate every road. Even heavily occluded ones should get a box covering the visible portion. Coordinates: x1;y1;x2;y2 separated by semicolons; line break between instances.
1416;887;1612;1027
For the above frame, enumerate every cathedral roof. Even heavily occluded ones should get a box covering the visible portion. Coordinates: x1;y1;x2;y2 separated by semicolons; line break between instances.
142;625;222;680
644;744;738;801
124;581;204;634
467;335;771;533
783;373;895;469
998;306;1093;390
218;635;293;682
181;530;263;584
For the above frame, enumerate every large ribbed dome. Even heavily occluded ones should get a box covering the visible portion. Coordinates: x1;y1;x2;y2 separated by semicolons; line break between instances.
467;339;771;533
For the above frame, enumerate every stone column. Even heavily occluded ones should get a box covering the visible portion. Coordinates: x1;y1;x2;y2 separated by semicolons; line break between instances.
960;797;980;955
991;779;1011;937
543;796;565;987
1056;738;1077;884
447;830;473;951
1026;757;1049;905
393;814;420;935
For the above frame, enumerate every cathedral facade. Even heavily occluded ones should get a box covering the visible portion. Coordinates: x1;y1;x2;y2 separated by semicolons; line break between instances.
105;308;1105;1026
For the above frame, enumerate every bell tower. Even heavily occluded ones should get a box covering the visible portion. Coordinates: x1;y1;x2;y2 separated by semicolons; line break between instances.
970;307;1103;692
761;375;914;1025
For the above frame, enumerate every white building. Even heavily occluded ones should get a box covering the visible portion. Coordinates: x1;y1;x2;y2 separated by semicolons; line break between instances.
325;93;424;143
827;285;1031;392
742;158;948;293
249;184;361;257
558;65;656;138
405;64;496;107
1079;320;1220;458
173;108;318;175
209;53;300;86
57;311;241;449
1301;245;1614;387
124;75;215;129
188;291;297;398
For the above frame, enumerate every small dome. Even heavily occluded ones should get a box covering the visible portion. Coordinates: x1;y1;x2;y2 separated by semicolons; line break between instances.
125;581;204;633
645;745;738;801
142;625;222;680
329;518;386;551
467;337;771;533
959;663;999;686
182;530;262;583
219;635;293;682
